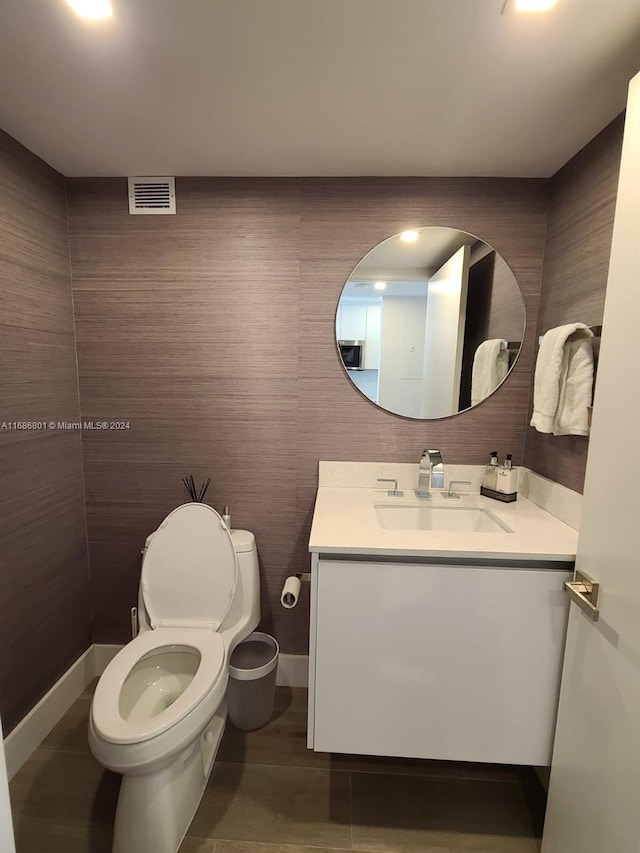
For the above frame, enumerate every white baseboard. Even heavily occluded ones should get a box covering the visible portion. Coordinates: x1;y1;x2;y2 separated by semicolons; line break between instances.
93;643;122;675
276;653;309;688
2;644;310;779
3;646;95;780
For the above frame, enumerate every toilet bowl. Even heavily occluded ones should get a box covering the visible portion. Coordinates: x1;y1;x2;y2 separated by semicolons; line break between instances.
89;503;260;853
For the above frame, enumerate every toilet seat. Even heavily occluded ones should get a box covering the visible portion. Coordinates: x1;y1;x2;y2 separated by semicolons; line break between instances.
92;628;226;745
142;503;238;630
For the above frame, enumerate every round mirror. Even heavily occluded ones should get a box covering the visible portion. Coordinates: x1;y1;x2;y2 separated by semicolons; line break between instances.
336;227;525;419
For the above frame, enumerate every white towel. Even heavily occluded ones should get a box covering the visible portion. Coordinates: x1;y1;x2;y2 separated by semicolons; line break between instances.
530;323;594;436
471;339;509;406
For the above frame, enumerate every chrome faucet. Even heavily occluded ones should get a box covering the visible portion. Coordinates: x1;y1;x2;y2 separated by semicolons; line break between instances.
417;449;444;498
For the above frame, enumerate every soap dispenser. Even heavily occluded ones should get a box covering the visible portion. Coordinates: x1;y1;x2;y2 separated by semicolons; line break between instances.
481;452;499;491
496;454;518;501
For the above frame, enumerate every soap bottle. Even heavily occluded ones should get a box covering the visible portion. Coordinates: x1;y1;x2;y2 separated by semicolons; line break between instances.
482;452;499;491
496;455;518;498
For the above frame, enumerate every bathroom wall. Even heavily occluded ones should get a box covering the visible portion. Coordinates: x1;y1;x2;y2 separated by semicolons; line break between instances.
66;176;548;654
524;115;625;493
0;131;90;733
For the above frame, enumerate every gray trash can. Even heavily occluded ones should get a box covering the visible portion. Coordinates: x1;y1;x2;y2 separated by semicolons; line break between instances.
226;632;279;731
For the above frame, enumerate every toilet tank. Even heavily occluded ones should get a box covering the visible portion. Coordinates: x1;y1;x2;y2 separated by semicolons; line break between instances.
220;529;260;635
136;527;260;636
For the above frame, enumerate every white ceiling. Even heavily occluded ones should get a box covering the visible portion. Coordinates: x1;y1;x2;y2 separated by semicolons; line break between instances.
354;227;476;276
1;0;640;177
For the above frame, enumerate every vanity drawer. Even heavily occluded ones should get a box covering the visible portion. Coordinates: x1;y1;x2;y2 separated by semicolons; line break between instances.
311;559;570;765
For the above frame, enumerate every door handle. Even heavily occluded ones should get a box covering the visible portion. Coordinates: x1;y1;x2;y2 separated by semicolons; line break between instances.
564;569;600;622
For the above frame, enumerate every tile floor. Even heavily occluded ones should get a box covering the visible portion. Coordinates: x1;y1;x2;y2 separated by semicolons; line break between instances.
9;683;546;852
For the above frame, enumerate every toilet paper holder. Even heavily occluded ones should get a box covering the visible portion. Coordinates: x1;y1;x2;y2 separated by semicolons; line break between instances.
280;573;310;609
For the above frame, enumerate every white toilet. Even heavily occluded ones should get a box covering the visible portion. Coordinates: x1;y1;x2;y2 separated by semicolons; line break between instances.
89;502;260;853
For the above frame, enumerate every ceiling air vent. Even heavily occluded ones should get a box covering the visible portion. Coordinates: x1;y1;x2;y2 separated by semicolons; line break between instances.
128;177;176;215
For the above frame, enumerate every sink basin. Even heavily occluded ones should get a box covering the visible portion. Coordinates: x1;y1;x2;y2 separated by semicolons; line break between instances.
375;503;513;533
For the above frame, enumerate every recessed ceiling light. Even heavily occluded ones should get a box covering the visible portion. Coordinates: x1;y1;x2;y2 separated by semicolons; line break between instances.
67;0;113;20
513;0;558;11
400;231;419;243
374;281;387;291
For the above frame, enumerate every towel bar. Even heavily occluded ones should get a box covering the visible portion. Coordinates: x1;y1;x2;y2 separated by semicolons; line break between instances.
538;324;602;346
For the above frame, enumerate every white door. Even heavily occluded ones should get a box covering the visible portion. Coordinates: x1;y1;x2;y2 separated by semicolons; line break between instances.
0;717;16;853
363;302;381;369
541;72;640;852
378;295;428;417
421;245;470;417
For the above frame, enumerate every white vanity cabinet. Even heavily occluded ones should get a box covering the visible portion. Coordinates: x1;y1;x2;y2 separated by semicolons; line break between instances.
308;557;571;766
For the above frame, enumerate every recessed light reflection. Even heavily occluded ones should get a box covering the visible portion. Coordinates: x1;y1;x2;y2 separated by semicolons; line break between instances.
400;230;419;243
374;281;387;291
514;0;558;11
67;0;113;20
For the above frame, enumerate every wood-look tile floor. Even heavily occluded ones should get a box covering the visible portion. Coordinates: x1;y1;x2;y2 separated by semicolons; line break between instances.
9;683;546;852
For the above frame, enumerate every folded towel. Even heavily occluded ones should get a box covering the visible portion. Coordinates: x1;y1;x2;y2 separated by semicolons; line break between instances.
530;323;594;436
471;339;509;406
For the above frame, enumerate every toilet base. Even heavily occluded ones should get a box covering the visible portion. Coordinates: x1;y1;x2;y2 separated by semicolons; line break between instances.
112;705;227;853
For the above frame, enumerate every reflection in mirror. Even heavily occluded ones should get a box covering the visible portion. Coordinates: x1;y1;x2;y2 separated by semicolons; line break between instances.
336;227;525;419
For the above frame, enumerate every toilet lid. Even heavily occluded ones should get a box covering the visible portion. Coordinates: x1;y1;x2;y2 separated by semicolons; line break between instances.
141;503;238;629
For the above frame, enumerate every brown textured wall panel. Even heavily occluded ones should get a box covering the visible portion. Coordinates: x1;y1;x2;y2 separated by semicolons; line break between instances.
524;115;625;493
0;130;90;733
67;175;549;654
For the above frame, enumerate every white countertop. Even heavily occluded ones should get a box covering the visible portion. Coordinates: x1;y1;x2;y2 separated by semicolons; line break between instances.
309;486;578;563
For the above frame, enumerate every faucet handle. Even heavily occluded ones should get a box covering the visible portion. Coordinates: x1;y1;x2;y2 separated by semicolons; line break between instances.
377;478;404;497
444;480;471;500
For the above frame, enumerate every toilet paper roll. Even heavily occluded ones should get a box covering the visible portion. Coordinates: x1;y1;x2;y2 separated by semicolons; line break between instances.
281;576;301;609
